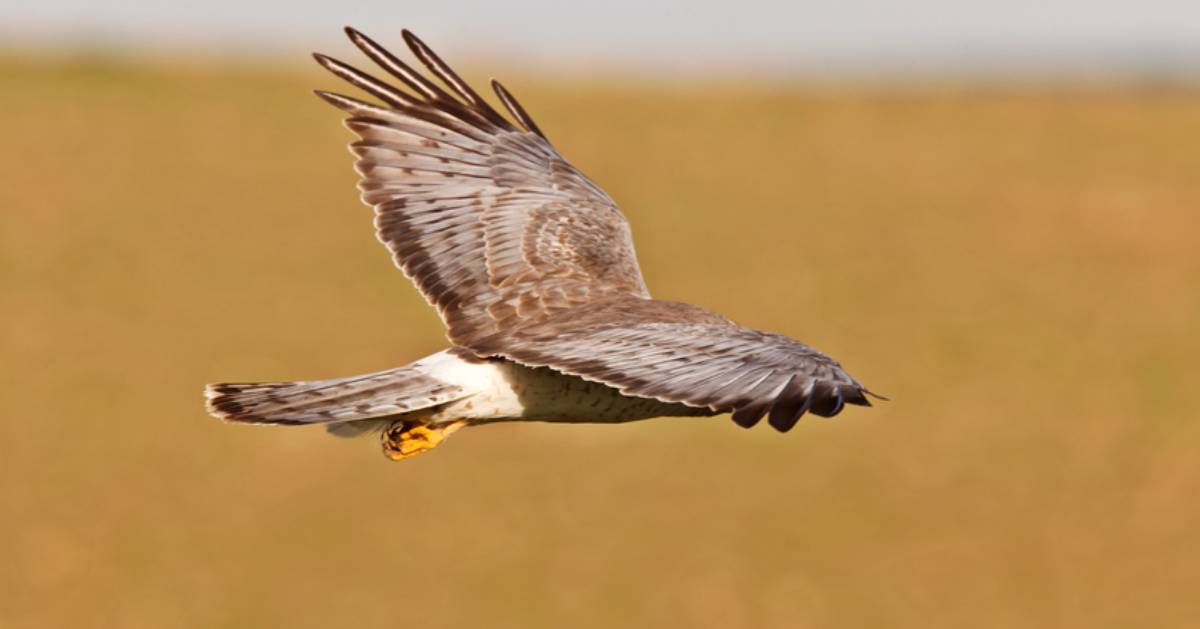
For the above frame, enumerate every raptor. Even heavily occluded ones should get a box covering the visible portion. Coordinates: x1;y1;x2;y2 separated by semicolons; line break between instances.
205;27;880;460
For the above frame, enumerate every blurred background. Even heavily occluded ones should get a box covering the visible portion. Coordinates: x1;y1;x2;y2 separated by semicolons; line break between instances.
3;2;1199;627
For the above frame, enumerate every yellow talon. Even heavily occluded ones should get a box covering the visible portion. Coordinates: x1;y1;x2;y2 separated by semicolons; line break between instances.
381;419;465;461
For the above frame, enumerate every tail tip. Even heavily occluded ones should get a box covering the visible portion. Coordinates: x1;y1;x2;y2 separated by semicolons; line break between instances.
203;383;258;423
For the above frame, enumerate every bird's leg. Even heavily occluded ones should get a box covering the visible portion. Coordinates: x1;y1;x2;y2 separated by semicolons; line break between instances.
381;418;466;461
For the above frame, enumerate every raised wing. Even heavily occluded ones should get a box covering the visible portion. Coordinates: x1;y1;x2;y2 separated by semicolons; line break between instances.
313;28;650;344
466;297;876;432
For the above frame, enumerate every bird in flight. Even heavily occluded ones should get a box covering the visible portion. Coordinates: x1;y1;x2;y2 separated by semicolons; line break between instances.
205;27;880;460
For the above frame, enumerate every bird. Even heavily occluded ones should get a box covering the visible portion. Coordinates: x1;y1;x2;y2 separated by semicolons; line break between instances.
204;27;881;461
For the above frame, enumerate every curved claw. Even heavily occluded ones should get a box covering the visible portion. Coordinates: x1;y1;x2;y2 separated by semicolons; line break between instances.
381;419;466;460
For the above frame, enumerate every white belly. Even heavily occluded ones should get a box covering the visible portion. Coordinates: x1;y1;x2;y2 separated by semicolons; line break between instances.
417;349;708;425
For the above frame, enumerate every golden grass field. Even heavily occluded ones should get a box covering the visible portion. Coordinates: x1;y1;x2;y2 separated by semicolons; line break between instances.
3;51;1199;628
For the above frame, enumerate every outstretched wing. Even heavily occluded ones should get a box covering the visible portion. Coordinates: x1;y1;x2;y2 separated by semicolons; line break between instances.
467;297;876;432
313;28;649;345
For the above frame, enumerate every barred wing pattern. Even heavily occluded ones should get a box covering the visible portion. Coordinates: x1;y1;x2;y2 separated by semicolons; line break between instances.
314;29;874;431
469;297;873;432
314;28;649;347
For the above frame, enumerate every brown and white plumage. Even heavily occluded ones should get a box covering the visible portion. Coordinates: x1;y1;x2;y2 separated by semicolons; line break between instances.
312;29;650;346
205;27;879;459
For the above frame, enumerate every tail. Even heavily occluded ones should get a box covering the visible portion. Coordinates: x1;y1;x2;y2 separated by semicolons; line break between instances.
205;360;467;428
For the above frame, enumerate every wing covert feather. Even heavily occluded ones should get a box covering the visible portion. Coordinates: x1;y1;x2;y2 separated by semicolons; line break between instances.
314;29;877;429
314;29;649;345
466;297;874;431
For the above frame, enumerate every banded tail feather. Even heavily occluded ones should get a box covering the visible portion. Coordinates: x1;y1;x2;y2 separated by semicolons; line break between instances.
205;362;466;427
205;28;882;461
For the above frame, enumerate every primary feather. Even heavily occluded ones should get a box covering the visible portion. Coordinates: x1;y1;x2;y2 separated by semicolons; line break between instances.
203;27;878;455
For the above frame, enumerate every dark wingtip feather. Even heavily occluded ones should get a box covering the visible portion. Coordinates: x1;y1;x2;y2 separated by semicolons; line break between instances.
312;89;352;110
767;375;810;432
312;53;353;81
395;29;514;130
491;79;547;138
842;386;872;407
313;50;422;109
399;28;421;50
342;27;387;67
768;405;807;433
342;27;449;105
730;401;768;429
807;381;844;417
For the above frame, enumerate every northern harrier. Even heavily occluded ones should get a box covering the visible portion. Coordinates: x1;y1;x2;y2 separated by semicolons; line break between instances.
205;28;880;460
